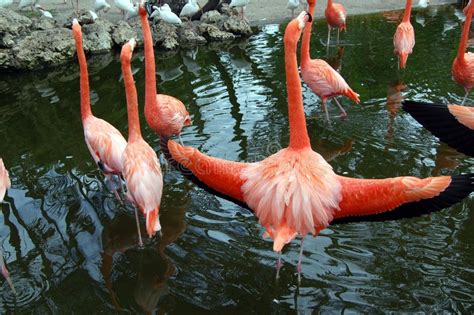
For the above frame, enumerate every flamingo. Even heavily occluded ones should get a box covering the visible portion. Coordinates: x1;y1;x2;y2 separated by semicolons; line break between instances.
0;159;10;203
464;0;472;15
287;0;300;18
402;101;474;156
139;4;191;143
393;0;415;69
453;2;474;105
301;0;359;121
120;38;163;246
230;0;250;20
166;11;474;280
72;19;127;201
325;0;346;46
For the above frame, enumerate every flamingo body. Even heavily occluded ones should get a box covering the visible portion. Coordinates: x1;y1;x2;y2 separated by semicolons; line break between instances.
325;2;346;31
0;159;11;203
402;101;474;156
393;22;415;69
452;53;474;93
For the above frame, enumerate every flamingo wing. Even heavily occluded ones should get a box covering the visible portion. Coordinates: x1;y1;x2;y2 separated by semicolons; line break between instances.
402;101;474;156
332;174;473;223
302;59;353;99
167;140;248;202
84;117;127;174
393;22;415;68
0;159;11;202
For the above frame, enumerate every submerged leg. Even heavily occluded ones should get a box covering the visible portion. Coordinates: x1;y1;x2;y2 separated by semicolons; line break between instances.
297;238;305;284
333;97;348;118
276;251;283;279
461;90;470;105
105;174;123;204
134;207;144;247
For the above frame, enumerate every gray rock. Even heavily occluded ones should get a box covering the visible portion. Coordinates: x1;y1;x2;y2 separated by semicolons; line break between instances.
198;23;235;41
64;9;98;28
223;16;252;36
0;48;12;68
178;28;207;46
200;10;223;24
0;8;32;48
32;16;57;31
218;3;234;17
152;20;179;50
112;21;138;46
9;28;75;70
82;20;114;53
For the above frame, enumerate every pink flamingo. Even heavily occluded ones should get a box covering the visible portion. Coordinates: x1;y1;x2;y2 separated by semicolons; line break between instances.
301;0;359;121
121;38;163;247
402;101;474;156
72;19;127;200
452;2;474;105
139;4;191;143
393;0;415;69
167;12;474;281
325;0;347;46
0;159;10;203
464;0;472;15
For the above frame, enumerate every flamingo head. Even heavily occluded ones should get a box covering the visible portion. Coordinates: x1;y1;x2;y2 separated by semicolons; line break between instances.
72;18;82;40
306;0;315;6
297;10;312;29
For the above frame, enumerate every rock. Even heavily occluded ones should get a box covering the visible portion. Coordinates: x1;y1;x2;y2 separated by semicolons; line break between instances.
64;9;98;28
200;10;223;24
223;16;252;36
178;28;207;46
218;3;234;17
111;21;138;46
32;16;57;31
0;48;12;68
198;23;235;41
0;8;32;48
152;20;179;50
8;28;75;70
82;20;114;53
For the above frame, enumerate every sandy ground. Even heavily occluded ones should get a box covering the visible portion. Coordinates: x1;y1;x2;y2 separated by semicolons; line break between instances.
15;0;457;25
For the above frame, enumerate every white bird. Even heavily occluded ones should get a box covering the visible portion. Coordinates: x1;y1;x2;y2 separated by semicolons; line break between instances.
89;10;99;20
0;0;13;8
418;0;430;8
229;0;249;19
299;0;308;10
114;0;135;19
19;0;38;10
151;5;182;25
287;0;299;18
180;0;200;19
35;4;53;18
95;0;111;13
126;2;138;20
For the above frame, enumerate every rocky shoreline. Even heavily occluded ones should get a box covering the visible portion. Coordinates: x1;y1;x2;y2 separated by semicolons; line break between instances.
0;5;253;71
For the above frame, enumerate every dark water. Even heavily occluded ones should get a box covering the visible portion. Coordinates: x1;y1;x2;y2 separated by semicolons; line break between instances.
1;4;473;313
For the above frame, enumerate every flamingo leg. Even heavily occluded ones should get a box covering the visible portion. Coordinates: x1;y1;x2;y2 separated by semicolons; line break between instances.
178;135;184;146
333;97;348;118
297;238;304;284
276;251;283;279
461;90;470;105
326;26;331;48
322;99;330;122
134;207;144;247
336;28;340;44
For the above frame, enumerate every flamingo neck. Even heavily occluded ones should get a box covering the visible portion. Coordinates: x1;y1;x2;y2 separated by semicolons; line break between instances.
73;30;92;121
402;0;412;23
284;28;311;150
140;7;158;115
458;5;474;60
327;0;332;8
301;1;316;64
121;48;142;143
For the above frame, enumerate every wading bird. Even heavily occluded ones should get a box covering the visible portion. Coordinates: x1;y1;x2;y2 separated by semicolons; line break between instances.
287;0;300;18
0;159;10;203
402;101;474;156
325;0;346;46
150;4;182;24
301;0;359;121
140;3;191;143
230;0;250;20
394;0;415;69
95;0;111;14
35;4;53;18
167;11;474;281
72;19;127;201
180;0;200;21
18;0;38;11
452;2;474;104
120;38;163;246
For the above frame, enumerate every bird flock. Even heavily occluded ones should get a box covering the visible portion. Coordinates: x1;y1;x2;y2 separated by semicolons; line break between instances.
0;0;473;294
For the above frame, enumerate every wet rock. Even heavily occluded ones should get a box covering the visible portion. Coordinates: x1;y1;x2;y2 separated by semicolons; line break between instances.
82;19;114;53
31;16;57;31
112;20;138;46
152;20;179;50
218;3;234;17
0;8;32;48
0;49;12;68
198;23;235;41
200;10;223;24
8;28;75;70
223;16;252;36
178;28;207;46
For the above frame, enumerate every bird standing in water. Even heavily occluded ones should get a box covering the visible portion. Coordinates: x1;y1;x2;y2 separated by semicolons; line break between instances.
325;0;347;47
452;2;474;104
167;11;474;281
393;0;415;69
301;0;359;121
0;159;10;203
121;38;163;246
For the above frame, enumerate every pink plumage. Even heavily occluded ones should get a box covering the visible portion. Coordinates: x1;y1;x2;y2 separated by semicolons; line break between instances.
0;159;11;203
